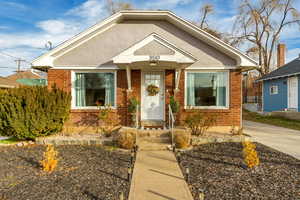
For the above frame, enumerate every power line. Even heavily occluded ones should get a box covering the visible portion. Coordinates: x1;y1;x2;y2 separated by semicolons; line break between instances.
0;51;32;64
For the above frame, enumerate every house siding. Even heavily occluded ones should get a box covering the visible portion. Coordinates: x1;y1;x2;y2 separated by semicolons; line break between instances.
47;68;242;129
263;78;288;112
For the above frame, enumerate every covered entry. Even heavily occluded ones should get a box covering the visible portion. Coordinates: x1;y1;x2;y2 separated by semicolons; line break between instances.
112;33;196;127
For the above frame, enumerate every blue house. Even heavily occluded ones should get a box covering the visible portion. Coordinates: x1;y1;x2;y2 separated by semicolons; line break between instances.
259;55;300;112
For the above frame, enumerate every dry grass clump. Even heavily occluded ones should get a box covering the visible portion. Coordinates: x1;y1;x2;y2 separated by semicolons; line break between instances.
242;141;260;169
40;145;58;172
174;133;190;149
116;132;136;149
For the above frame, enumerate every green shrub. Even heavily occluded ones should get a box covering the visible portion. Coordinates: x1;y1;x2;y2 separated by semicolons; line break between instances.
170;96;180;113
184;112;216;136
0;86;71;140
128;97;139;113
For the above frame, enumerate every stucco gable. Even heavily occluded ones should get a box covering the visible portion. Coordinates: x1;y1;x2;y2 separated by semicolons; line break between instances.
134;40;175;56
32;10;258;68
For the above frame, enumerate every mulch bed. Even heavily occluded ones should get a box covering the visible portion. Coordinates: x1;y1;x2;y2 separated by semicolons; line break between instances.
0;145;131;200
179;142;300;200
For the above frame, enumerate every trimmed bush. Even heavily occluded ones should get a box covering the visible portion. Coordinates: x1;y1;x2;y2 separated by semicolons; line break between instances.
0;86;71;140
116;132;136;149
184;112;216;136
174;133;190;149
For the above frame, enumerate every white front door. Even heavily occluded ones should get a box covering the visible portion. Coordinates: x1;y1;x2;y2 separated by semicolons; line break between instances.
141;71;165;120
288;76;298;110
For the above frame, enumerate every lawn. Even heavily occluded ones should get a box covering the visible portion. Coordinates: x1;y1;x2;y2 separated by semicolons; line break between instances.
0;137;20;145
0;145;131;200
243;109;300;131
179;142;300;200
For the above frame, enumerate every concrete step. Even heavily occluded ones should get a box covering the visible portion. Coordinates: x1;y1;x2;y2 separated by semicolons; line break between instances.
138;137;171;144
141;120;165;127
138;141;170;151
137;130;170;138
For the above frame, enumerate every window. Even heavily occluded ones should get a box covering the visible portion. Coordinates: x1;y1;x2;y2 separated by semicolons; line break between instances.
185;71;229;108
269;85;278;95
73;72;115;108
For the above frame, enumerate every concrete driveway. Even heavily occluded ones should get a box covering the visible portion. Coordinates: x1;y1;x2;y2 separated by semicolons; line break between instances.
243;120;300;160
243;121;300;159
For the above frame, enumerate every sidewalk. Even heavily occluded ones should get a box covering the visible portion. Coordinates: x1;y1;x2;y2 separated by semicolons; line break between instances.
243;120;300;160
128;150;194;200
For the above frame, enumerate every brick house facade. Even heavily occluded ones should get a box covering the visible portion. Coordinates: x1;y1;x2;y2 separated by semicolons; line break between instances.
33;11;256;132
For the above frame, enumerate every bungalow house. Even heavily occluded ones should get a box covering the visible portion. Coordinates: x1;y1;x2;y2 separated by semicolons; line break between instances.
0;77;19;89
6;69;47;86
31;10;257;132
259;54;300;112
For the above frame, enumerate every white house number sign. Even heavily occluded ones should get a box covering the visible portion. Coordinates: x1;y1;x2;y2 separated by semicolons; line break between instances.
149;55;160;61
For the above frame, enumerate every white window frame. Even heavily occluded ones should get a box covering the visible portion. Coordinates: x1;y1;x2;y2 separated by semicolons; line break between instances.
71;70;117;109
184;70;230;109
269;85;278;95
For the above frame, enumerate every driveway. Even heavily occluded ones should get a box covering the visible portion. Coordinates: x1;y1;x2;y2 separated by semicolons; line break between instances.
243;120;300;160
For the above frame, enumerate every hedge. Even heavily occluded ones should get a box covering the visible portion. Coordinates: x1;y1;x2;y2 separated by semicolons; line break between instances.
0;86;71;140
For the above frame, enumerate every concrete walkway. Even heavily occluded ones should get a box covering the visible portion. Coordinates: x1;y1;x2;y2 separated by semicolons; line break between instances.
128;151;194;200
243;120;300;160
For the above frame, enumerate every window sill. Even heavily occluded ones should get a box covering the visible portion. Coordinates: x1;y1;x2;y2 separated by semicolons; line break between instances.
184;106;230;112
71;106;117;112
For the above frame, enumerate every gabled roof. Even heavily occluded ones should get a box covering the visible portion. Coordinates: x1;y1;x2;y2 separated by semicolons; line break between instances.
113;33;197;64
0;77;19;88
258;57;300;81
7;70;42;81
32;10;258;68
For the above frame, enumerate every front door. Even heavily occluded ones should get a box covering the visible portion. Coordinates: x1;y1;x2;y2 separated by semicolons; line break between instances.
288;76;298;110
141;71;165;121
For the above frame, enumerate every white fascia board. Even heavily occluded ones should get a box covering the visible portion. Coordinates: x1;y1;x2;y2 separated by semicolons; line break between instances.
32;10;257;68
31;12;123;67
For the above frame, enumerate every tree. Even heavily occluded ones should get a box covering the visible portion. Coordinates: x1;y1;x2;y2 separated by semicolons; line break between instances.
105;0;133;15
233;0;300;75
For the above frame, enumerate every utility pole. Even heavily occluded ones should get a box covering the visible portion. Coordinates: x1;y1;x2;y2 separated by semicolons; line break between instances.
14;59;26;72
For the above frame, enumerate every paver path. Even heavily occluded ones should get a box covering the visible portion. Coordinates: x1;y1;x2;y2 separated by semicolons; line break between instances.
128;150;194;200
243;120;300;160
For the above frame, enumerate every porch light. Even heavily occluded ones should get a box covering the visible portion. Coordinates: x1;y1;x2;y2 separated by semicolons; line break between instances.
127;166;132;181
149;60;158;66
119;192;124;200
186;167;190;183
198;189;205;200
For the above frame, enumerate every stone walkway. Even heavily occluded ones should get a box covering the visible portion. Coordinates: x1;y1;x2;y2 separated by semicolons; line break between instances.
128;150;194;200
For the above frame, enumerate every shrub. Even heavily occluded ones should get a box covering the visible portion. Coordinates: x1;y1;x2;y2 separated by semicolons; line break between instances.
170;96;180;114
184;112;216;136
0;86;71;140
242;141;260;169
174;133;190;148
40;145;58;173
98;105;119;137
116;132;136;149
128;97;139;113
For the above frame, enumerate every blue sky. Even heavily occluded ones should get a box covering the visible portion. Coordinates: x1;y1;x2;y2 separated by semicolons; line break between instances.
0;0;299;76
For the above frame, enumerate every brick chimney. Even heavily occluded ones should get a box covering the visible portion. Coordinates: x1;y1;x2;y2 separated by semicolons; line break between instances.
277;43;286;67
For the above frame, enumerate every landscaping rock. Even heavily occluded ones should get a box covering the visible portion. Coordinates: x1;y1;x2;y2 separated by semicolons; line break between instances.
0;145;131;200
179;142;300;200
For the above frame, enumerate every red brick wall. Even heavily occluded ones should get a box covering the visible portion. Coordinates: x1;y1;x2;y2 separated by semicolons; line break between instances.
169;69;242;127
47;68;241;128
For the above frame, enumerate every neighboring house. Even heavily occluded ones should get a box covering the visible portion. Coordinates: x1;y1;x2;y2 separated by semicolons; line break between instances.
6;69;47;86
259;54;300;112
32;10;257;131
0;77;19;89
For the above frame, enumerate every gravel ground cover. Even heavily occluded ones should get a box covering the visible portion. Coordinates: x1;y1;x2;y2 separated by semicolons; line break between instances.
0;145;131;200
179;142;300;200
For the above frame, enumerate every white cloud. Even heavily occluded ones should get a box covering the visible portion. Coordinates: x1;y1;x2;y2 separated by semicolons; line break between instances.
67;0;107;23
36;20;80;35
145;0;193;9
286;48;300;62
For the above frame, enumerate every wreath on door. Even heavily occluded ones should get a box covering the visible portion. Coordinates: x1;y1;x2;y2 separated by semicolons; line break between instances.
146;84;160;96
